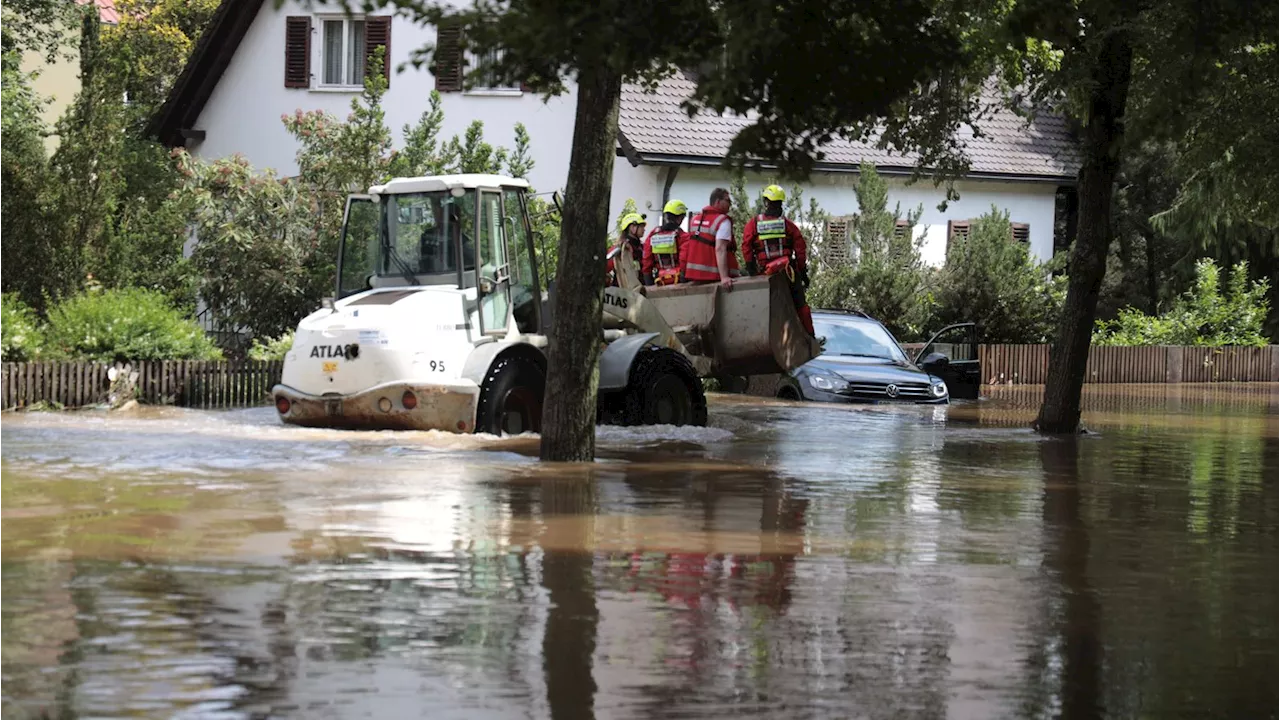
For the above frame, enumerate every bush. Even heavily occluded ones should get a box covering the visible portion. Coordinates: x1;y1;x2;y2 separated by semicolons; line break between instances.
1094;259;1271;346
44;287;222;362
248;331;294;361
930;205;1065;344
1;293;45;361
806;163;931;340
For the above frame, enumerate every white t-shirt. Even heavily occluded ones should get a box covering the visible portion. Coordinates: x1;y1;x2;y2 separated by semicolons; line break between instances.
715;217;732;243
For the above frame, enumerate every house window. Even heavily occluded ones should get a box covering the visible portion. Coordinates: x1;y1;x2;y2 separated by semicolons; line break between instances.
321;18;367;87
465;47;520;92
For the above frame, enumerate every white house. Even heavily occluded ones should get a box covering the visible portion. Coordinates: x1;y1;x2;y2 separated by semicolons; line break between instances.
150;0;1081;267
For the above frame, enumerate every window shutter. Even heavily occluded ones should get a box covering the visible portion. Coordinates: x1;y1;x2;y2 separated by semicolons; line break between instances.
1011;222;1030;244
433;19;463;92
284;17;311;88
822;215;855;268
946;219;971;255
364;16;391;86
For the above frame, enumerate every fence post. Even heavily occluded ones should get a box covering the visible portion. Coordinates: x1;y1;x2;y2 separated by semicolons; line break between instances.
1166;346;1182;383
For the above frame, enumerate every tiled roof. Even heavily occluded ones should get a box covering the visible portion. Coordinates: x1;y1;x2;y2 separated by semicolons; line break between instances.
77;0;119;24
618;76;1081;180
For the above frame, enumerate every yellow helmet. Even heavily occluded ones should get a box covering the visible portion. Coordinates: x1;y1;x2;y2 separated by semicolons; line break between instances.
762;184;786;202
663;199;689;216
619;212;646;230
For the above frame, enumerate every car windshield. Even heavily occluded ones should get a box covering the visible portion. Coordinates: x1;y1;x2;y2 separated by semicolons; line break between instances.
812;316;908;362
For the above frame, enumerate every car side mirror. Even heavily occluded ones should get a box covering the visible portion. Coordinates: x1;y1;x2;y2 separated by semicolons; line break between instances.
920;352;949;369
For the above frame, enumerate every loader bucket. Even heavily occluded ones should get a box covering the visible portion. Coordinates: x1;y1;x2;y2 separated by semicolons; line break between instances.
642;274;821;376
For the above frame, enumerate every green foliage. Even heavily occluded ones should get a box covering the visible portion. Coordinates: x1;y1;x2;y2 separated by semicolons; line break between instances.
783;184;832;262
807;164;930;340
248;331;295;361
44;287;222;362
1094;259;1271;347
931;206;1065;344
389;90;447;177
1;293;45;361
506;124;535;180
174;152;328;340
528;194;562;285
613;197;640;237
0;51;57;312
728;173;757;247
1;7;205;314
285;47;394;195
101;0;221;126
376;0;983;181
1;0;77;61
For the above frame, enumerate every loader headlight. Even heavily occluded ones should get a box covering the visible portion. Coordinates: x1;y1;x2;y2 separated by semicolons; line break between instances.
808;373;848;392
931;380;948;398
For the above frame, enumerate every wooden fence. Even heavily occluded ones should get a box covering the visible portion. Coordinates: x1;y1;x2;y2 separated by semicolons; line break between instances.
2;360;283;410
980;344;1280;384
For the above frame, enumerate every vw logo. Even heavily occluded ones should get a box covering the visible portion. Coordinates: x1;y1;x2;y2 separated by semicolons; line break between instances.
885;384;899;397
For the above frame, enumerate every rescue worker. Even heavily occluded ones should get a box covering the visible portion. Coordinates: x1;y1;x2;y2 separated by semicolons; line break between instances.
642;200;691;286
742;184;814;335
685;187;740;289
606;212;646;287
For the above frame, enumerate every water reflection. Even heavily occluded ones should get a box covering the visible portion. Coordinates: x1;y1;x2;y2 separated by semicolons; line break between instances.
2;386;1277;718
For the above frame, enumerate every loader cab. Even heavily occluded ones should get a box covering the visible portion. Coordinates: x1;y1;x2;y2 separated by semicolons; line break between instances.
335;174;543;337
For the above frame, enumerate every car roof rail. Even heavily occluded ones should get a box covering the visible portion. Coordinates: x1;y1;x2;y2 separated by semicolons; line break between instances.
813;307;873;320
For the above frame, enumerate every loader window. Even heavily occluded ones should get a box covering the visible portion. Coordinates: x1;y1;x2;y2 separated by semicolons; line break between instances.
503;188;539;334
337;195;377;298
478;191;509;334
382;191;476;284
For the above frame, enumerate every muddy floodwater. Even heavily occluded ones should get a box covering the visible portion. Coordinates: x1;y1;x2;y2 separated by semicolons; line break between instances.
2;384;1276;719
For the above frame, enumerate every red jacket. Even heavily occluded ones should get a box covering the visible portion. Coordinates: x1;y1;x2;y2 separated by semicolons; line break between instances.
743;214;807;273
642;225;688;284
684;206;740;282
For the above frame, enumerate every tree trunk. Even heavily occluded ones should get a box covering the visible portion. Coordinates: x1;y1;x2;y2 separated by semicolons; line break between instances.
1035;28;1134;433
1140;227;1159;314
539;67;622;461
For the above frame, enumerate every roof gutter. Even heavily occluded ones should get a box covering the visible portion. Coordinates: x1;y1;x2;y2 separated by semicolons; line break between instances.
629;152;1079;186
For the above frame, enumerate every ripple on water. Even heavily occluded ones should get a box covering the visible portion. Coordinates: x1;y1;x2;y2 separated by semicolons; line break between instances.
1;391;1276;719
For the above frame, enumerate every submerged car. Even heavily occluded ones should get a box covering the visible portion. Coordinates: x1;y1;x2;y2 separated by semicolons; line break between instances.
776;310;980;404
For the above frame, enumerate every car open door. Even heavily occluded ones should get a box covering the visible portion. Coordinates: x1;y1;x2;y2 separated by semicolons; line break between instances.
915;323;980;399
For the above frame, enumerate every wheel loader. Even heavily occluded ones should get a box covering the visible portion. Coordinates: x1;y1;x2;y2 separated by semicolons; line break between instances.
271;174;821;435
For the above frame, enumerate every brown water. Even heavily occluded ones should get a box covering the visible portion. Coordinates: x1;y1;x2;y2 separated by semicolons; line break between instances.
2;384;1276;719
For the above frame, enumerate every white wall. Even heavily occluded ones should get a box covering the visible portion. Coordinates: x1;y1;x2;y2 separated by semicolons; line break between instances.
628;167;1061;266
609;161;663;221
190;1;578;196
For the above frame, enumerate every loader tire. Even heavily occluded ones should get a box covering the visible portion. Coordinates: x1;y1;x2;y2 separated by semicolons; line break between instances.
476;356;544;436
621;347;708;427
